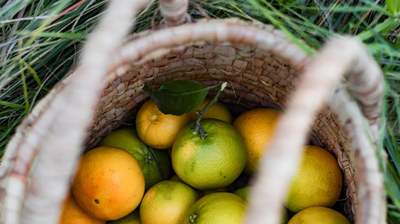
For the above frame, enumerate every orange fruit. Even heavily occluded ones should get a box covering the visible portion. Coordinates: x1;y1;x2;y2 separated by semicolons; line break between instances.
233;108;281;174
172;119;247;190
136;99;190;149
107;209;141;224
99;128;171;190
287;207;350;224
286;146;343;212
189;98;233;123
140;180;199;224
72;146;145;220
184;193;247;224
59;192;105;224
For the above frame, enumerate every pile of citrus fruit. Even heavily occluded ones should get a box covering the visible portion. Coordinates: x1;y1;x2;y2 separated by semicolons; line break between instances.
60;97;350;224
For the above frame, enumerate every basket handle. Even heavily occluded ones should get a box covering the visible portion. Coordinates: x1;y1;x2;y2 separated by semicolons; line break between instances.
0;1;190;223
159;0;189;26
245;37;384;224
0;1;151;224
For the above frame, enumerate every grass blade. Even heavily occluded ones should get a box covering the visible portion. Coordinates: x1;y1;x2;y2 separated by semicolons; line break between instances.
0;101;25;109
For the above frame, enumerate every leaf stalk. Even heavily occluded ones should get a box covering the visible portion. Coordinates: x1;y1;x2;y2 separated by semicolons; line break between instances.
192;82;227;139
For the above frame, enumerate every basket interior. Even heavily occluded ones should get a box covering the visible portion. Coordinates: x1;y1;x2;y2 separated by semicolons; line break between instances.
81;22;356;222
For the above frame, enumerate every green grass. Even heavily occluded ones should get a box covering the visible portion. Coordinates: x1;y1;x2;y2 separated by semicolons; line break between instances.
0;0;399;222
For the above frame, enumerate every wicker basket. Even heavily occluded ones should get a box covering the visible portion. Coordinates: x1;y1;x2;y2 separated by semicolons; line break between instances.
0;0;386;223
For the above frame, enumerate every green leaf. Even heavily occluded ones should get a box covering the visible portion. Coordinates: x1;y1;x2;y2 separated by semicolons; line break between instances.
19;61;30;116
386;0;400;15
20;59;49;92
0;101;25;109
16;31;87;40
357;17;400;42
143;81;221;116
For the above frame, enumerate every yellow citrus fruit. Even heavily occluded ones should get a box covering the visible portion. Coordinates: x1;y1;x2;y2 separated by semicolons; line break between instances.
287;207;350;224
140;180;199;224
184;193;247;224
233;108;281;174
72;146;145;220
189;98;233;123
233;187;249;200
172;119;247;190
136;99;190;149
99;128;170;190
216;187;289;224
286;146;343;212
59;192;105;224
107;209;141;224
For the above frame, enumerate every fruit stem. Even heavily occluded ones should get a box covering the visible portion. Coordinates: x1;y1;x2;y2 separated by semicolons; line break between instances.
192;82;227;139
148;146;165;180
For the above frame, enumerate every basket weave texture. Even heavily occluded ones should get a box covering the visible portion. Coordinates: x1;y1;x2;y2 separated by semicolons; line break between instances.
0;0;385;224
